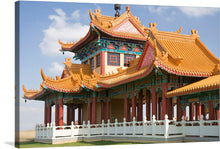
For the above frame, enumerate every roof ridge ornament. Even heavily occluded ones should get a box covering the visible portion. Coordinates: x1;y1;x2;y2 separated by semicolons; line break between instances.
149;22;157;32
114;4;121;17
41;68;46;81
126;6;130;12
191;29;200;38
22;85;27;92
63;57;72;66
175;26;182;34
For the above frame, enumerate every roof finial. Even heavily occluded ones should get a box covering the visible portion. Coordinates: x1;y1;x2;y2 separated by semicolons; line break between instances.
114;4;121;17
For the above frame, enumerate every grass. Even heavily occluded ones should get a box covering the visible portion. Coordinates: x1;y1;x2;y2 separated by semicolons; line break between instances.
15;140;147;148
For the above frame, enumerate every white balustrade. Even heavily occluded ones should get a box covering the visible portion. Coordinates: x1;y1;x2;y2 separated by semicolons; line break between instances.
35;116;220;140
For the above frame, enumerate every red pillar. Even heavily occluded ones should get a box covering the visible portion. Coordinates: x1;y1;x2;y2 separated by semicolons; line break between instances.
146;90;150;121
189;103;194;121
201;104;206;120
176;83;183;121
158;99;161;120
87;98;91;122
67;105;71;125
55;100;59;126
44;101;48;125
131;91;136;120
138;90;143;121
162;82;168;120
195;102;201;120
209;100;214;120
106;97;110;122
69;105;73;123
92;97;97;124
58;98;63;126
152;85;157;119
48;104;51;124
183;109;186;120
101;51;105;75
177;96;182;121
167;98;173;120
78;104;82;125
128;103;131;122
124;93;129;121
101;100;105;123
217;110;220;120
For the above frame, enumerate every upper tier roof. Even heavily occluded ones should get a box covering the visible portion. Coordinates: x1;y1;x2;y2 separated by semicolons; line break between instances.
148;26;220;77
23;6;220;100
59;6;148;52
58;6;219;77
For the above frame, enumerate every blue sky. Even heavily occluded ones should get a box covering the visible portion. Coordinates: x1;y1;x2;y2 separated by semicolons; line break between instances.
19;1;219;131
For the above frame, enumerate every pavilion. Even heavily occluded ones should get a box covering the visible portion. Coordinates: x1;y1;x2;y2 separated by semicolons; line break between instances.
23;5;220;143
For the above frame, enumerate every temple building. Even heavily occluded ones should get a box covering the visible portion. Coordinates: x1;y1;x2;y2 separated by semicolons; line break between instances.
23;5;220;132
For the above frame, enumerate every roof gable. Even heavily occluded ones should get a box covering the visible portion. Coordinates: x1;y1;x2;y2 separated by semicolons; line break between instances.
137;41;155;70
112;18;143;35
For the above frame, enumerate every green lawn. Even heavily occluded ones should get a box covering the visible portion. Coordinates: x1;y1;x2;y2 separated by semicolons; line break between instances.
15;140;147;148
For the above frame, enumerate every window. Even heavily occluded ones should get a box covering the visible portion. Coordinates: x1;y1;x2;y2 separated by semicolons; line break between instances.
107;52;120;66
124;54;136;67
96;54;101;67
90;57;94;70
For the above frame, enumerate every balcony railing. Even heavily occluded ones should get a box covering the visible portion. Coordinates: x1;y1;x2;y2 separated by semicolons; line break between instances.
35;115;220;140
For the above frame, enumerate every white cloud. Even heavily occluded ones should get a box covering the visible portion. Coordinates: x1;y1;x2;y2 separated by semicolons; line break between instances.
71;10;80;19
49;62;64;76
178;7;218;17
39;8;89;57
148;6;169;15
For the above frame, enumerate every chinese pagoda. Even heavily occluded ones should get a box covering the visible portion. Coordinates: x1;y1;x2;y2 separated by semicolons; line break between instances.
23;5;220;143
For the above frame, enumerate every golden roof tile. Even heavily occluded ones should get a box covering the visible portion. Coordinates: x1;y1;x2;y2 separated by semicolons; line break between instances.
22;84;45;99
166;74;220;97
148;27;220;77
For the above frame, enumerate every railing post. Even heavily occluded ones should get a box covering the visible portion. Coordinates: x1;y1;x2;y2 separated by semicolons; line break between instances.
164;114;169;139
87;120;91;137
42;124;45;138
143;116;146;136
199;115;204;137
35;124;38;139
52;122;56;139
46;123;49;138
181;115;185;137
83;121;85;136
115;119;118;135
50;123;53;138
107;119;110;136
132;117;136;136
123;118;126;136
152;115;156;136
102;120;105;135
71;121;74;137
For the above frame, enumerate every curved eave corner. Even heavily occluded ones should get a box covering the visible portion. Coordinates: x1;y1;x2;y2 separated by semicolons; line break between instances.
59;27;94;52
42;82;82;94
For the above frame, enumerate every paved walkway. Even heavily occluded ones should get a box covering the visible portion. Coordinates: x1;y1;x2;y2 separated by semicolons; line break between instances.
15;130;35;142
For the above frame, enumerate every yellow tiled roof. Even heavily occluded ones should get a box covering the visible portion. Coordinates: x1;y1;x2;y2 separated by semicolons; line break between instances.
148;27;220;77
59;6;148;50
166;74;220;97
24;6;220;100
22;84;45;99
